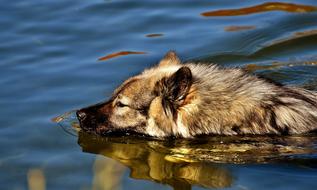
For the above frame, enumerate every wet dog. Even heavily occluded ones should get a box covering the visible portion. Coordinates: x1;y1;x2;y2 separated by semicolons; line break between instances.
77;51;317;138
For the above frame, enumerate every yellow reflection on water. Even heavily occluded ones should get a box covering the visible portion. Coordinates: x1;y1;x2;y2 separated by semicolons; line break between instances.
28;129;315;190
27;169;46;190
78;132;316;189
244;59;317;73
92;156;125;190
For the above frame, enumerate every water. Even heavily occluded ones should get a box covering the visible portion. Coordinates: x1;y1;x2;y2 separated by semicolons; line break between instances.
1;0;317;189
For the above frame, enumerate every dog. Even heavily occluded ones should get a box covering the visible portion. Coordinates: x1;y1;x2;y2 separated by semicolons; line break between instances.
77;51;317;138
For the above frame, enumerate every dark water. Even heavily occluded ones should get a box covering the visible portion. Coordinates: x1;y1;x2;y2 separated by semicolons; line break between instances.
1;0;317;190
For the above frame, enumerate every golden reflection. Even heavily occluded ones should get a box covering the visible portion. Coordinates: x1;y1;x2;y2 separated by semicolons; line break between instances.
201;2;317;17
244;62;282;72
51;110;74;123
266;28;317;47
294;29;317;38
78;132;316;189
244;60;317;73
98;51;147;61
92;156;125;190
27;169;46;190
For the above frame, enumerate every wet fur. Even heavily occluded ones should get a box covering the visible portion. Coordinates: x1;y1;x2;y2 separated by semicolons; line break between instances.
77;51;317;138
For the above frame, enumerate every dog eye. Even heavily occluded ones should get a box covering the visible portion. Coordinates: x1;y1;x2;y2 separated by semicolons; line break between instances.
116;102;127;108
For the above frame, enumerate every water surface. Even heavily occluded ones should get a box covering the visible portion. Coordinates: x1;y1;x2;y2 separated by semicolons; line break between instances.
1;0;317;190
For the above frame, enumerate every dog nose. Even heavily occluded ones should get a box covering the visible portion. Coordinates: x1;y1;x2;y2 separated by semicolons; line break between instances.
76;110;87;121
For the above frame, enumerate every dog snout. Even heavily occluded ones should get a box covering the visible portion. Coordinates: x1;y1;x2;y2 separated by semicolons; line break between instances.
76;109;99;131
76;101;112;133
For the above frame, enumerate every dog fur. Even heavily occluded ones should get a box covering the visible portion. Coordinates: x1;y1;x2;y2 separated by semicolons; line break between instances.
77;51;317;138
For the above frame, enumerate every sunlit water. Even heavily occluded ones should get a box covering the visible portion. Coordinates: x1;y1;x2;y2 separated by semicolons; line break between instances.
1;0;317;190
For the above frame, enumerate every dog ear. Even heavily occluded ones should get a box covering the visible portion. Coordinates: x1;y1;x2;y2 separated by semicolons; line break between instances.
158;51;181;67
157;66;193;103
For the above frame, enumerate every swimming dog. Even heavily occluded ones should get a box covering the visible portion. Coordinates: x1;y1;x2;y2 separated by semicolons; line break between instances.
77;51;317;138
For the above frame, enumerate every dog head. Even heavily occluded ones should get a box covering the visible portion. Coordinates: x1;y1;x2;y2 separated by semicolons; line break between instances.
77;51;195;137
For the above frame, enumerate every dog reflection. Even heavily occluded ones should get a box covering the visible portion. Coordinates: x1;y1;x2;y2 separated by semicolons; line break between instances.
78;132;233;190
78;132;317;189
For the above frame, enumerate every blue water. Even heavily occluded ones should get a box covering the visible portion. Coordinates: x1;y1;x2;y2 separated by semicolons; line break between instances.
1;0;317;189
